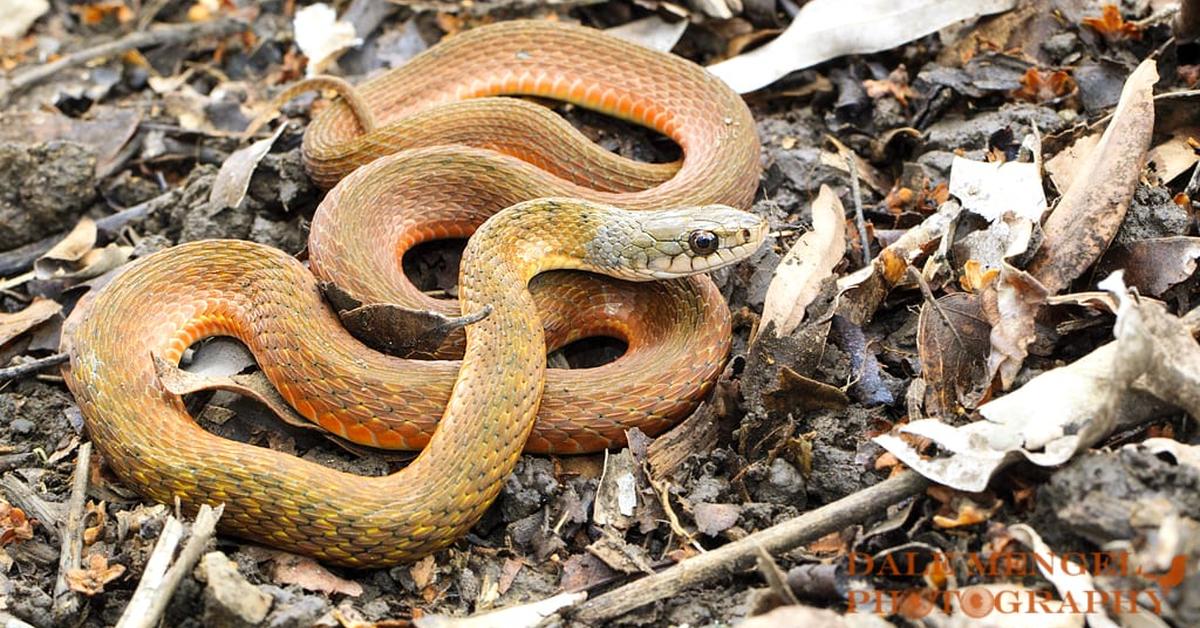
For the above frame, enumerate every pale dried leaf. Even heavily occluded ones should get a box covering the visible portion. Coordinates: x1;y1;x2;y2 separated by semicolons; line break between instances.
152;356;315;431
0;299;61;347
210;124;287;209
707;0;1016;93
0;0;47;38
34;218;132;282
605;15;687;52
948;155;1046;221
759;185;846;339
1007;525;1119;628
1147;127;1200;183
982;265;1049;389
413;592;585;628
1027;60;1157;294
269;551;363;596
294;3;362;76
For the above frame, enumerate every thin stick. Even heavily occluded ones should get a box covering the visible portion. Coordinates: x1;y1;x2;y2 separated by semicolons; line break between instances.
52;442;91;623
0;353;69;385
115;517;185;628
120;504;225;628
572;470;928;623
0;19;247;103
845;154;871;268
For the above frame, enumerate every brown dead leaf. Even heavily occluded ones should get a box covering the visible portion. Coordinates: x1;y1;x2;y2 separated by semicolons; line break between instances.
0;500;34;546
1082;4;1142;41
1011;67;1075;103
152;356;315;431
917;293;992;415
863;65;914;107
497;557;523;596
73;0;134;26
982;266;1049;389
66;553;126;596
83;500;107;546
0;298;61;348
269;551;363;597
757;185;846;340
210;124;287;209
1100;237;1200;297
560;553;617;592
34;218;132;283
960;260;999;292
410;555;436;590
932;491;1002;528
1027;59;1156;294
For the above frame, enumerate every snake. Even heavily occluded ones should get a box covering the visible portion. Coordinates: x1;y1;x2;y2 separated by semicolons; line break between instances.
62;20;763;566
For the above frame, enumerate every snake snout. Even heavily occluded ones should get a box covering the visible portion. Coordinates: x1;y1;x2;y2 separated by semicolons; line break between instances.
621;205;768;280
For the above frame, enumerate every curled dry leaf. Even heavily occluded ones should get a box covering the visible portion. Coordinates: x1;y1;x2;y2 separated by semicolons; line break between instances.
982;265;1048;390
34;217;132;283
1027;59;1157;294
707;0;1016;93
293;3;361;76
0;499;34;546
758;185;846;340
0;0;47;38
0;298;61;347
66;553;126;596
1099;236;1200;297
876;273;1199;492
152;355;315;431
917;292;992;414
210;123;287;209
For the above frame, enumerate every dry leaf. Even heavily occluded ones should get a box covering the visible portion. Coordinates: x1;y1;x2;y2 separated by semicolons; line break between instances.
0;298;61;348
917;293;992;415
0;500;34;546
34;218;133;283
1027;59;1157;294
1007;525;1120;628
210;124;287;209
693;502;740;536
83;500;107;546
1011;67;1076;103
707;0;1015;93
982;265;1048;389
153;356;316;432
293;3;361;76
758;185;846;339
837;201;961;325
948;154;1046;222
0;0;47;38
1099;236;1200;297
1082;4;1142;41
604;15;687;52
410;555;437;590
863;65;914;106
412;592;585;628
0;108;141;177
270;551;364;597
66;553;126;596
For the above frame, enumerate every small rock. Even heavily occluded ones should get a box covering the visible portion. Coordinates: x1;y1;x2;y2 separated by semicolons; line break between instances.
694;502;741;536
197;551;272;628
0;141;98;250
9;418;35;435
748;458;807;506
499;458;558;522
1040;32;1079;63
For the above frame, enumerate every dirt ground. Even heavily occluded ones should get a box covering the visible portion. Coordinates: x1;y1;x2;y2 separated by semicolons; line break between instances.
1;0;1199;626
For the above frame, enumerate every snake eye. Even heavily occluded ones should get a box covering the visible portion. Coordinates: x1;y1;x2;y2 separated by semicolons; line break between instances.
688;230;719;255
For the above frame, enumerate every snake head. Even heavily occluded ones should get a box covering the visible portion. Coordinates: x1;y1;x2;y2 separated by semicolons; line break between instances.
596;205;768;280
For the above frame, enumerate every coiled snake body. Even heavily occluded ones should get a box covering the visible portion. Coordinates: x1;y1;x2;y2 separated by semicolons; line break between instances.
63;21;762;566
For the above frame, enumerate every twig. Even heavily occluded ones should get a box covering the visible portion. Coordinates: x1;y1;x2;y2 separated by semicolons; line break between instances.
118;503;225;628
52;441;91;623
0;353;70;385
845;154;871;268
0;18;247;103
115;517;185;628
0;188;180;277
572;470;928;623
